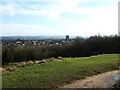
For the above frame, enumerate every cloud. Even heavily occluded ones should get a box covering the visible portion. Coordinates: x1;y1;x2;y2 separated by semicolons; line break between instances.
50;3;118;36
0;0;119;20
1;23;53;36
56;0;80;7
1;0;55;3
0;0;119;36
0;3;15;16
1;2;118;36
0;2;60;20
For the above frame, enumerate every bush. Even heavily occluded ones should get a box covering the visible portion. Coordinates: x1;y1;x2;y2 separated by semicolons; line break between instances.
2;46;14;65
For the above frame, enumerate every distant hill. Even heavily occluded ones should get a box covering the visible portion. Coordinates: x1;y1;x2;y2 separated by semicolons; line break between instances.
1;36;76;40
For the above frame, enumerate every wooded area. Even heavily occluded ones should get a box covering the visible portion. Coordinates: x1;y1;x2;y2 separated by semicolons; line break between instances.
2;35;120;65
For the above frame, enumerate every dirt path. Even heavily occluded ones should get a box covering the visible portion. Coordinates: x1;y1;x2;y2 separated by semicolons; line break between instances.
60;70;119;88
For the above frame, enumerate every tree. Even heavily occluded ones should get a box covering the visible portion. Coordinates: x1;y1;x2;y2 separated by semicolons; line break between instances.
2;46;14;65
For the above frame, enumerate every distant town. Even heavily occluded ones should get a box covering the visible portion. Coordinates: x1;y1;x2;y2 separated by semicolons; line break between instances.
2;35;75;46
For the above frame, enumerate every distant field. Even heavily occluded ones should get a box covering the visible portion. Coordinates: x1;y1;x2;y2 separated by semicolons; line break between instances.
2;54;119;88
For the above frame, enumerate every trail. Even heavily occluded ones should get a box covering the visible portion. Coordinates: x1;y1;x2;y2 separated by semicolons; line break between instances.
60;70;119;88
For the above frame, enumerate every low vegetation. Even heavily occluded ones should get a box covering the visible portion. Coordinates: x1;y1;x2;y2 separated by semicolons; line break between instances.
2;54;119;88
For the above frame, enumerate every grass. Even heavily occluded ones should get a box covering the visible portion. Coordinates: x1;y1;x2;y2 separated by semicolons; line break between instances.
2;54;119;88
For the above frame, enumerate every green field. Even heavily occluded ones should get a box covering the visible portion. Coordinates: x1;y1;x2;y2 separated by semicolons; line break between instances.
2;54;119;88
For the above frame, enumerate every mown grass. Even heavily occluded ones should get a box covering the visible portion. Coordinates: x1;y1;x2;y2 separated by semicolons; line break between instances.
2;54;119;88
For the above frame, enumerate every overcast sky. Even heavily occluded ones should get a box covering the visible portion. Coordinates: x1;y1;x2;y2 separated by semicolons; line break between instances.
0;0;119;36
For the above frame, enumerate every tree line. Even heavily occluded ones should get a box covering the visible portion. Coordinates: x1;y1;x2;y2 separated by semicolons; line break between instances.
2;35;120;65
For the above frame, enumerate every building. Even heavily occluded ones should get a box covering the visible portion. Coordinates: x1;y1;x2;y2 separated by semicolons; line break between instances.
66;35;69;41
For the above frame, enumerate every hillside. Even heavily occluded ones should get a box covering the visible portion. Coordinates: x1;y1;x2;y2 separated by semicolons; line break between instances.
2;54;119;88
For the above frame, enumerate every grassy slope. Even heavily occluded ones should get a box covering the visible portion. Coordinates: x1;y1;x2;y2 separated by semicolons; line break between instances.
2;54;119;88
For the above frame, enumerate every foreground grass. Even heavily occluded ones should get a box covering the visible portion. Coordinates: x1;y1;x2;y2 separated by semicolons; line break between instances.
2;54;119;88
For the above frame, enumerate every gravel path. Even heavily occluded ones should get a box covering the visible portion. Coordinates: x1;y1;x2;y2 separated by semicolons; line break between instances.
60;70;119;88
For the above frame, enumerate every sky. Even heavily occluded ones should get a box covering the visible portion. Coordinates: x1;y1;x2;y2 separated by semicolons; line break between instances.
0;0;119;37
